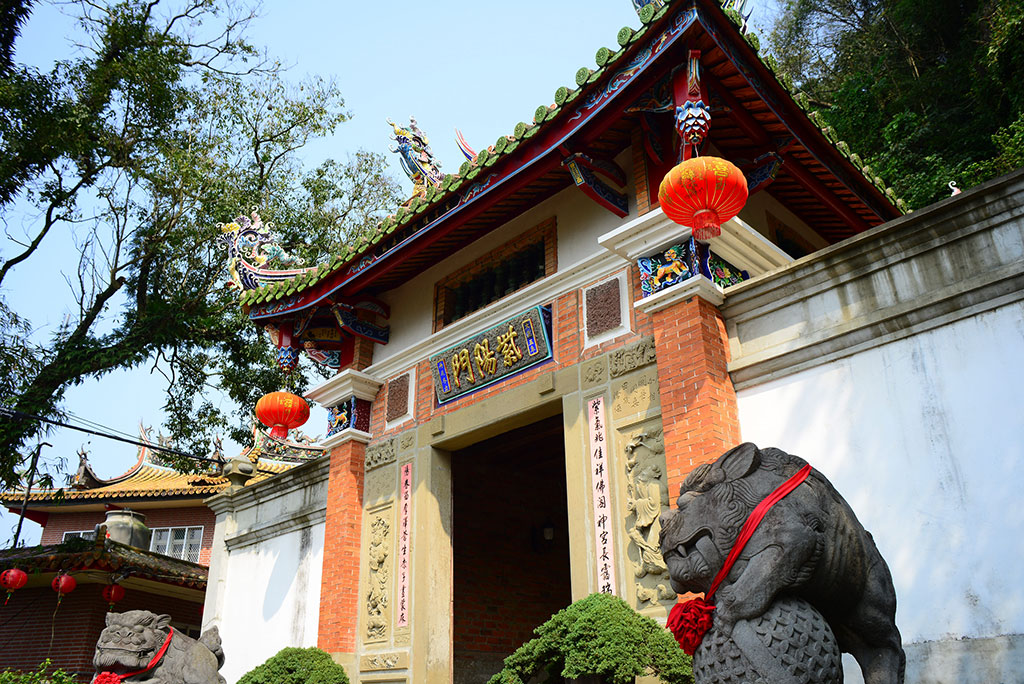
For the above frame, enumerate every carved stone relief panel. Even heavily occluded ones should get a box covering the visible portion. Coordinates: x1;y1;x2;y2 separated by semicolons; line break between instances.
611;368;660;422
366;439;397;471
360;651;409;672
398;429;416;453
582;357;607;389
365;508;393;643
609;336;656;378
364;463;397;508
620;423;676;607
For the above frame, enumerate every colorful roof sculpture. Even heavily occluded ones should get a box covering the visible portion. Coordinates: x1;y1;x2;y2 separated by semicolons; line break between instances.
219;209;314;291
0;535;207;590
234;0;905;322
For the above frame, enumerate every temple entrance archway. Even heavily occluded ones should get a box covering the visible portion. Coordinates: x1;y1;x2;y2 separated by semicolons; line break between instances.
451;413;572;684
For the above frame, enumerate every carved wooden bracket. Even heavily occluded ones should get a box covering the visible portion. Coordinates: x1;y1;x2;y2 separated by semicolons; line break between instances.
563;153;629;218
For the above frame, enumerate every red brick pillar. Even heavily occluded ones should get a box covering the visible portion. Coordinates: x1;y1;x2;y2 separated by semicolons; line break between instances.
318;437;366;655
641;277;741;498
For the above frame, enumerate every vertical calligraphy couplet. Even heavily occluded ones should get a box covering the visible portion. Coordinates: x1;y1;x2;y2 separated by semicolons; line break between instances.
587;396;617;595
397;462;413;628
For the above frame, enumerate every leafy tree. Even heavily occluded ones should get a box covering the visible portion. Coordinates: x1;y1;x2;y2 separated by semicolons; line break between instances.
765;0;1024;207
0;0;402;484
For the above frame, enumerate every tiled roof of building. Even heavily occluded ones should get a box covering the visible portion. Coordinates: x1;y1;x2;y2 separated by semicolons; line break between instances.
236;0;906;310
0;423;320;506
0;535;207;589
0;460;295;505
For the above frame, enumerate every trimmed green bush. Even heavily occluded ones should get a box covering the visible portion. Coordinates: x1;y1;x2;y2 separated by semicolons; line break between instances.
0;660;79;684
487;593;692;684
237;647;349;684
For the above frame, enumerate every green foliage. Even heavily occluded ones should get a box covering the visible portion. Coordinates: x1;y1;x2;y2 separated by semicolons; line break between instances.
487;593;692;684
237;647;349;684
0;0;402;483
0;659;80;684
766;0;1024;208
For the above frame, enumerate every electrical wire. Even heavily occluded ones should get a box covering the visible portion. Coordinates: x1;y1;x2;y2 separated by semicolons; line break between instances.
0;407;281;477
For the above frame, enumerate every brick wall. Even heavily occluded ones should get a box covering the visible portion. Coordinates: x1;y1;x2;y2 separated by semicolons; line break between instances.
0;583;202;679
367;266;656;442
452;415;571;659
650;295;741;497
316;440;365;655
632;128;652;216
39;506;217;566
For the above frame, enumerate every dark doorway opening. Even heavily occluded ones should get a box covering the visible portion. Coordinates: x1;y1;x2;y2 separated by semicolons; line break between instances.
452;413;572;684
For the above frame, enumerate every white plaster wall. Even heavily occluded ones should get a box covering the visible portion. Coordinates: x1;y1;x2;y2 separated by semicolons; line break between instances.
736;303;1024;649
216;523;325;683
376;150;631;364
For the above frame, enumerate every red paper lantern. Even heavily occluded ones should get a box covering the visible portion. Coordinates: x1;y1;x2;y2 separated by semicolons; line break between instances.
52;573;77;599
102;583;125;608
658;156;748;240
255;391;310;439
1;568;28;605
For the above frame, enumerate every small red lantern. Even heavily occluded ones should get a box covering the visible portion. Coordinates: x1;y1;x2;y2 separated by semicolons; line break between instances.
52;573;77;603
102;583;125;609
1;568;28;605
255;391;310;439
659;156;748;240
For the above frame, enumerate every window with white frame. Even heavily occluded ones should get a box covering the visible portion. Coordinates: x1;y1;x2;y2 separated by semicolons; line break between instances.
62;530;96;541
150;526;203;563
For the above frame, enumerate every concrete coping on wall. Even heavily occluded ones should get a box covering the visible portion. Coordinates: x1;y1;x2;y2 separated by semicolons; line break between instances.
634;273;725;313
207;455;330;516
597;206;792;276
721;168;1024;389
306;368;384;408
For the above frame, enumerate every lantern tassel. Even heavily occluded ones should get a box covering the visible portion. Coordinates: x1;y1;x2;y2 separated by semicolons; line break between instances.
692;209;722;240
270;425;289;440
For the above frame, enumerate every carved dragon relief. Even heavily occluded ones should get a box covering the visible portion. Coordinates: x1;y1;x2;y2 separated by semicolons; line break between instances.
366;515;391;640
623;427;677;606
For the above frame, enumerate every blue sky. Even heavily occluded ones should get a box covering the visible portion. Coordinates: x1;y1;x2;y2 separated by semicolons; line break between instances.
2;0;775;544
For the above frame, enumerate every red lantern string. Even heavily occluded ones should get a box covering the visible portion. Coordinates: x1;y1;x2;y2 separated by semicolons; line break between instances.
102;583;126;610
667;464;812;655
1;568;28;605
255;391;310;440
659;157;748;240
51;573;77;605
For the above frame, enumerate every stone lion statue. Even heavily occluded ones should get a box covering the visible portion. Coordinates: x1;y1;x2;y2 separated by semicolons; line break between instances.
659;443;905;684
92;610;225;684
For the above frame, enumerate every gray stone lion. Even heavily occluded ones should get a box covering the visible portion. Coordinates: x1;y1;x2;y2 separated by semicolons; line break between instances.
92;610;225;684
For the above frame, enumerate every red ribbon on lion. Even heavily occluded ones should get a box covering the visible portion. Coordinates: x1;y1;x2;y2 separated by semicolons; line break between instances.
667;464;812;655
93;629;174;684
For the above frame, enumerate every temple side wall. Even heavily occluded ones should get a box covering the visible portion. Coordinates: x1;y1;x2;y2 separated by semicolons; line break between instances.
204;458;329;683
724;171;1024;684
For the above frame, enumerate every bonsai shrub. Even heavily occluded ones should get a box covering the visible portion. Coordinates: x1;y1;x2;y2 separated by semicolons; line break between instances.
0;660;79;684
488;592;692;684
237;647;349;684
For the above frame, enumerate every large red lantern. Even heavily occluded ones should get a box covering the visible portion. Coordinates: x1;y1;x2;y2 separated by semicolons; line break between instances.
659;156;748;240
255;391;310;439
52;573;76;603
1;568;28;605
102;583;125;609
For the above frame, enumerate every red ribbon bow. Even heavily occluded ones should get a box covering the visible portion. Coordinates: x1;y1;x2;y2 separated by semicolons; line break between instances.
667;464;812;655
